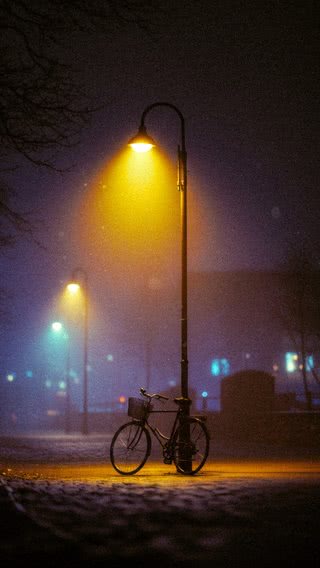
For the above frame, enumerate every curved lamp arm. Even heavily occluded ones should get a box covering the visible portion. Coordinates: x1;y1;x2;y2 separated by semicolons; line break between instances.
139;102;186;153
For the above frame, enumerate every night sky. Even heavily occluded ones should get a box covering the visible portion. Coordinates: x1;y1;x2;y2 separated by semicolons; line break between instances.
0;1;319;399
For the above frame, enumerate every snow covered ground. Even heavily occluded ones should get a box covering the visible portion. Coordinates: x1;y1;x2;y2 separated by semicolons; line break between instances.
1;433;320;567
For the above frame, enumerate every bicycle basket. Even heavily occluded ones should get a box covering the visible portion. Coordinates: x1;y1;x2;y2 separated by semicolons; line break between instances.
128;397;152;420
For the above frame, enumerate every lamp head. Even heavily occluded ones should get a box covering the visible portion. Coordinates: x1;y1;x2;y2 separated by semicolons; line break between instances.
128;124;155;153
67;282;80;294
52;321;63;332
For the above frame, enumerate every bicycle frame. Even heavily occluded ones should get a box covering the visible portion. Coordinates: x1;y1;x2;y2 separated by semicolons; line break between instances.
142;407;181;450
110;390;210;475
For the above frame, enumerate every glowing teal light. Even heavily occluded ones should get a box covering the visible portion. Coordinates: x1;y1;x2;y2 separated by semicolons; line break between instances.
211;359;220;376
26;370;33;378
201;391;208;398
220;358;230;375
52;321;63;332
285;352;298;373
211;358;230;377
306;355;314;371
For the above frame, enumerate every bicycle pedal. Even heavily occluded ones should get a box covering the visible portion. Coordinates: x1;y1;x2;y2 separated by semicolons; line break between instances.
163;458;172;464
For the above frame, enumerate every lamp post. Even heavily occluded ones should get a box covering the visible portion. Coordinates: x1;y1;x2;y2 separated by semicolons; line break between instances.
128;102;191;468
51;321;70;433
65;341;71;433
67;268;89;435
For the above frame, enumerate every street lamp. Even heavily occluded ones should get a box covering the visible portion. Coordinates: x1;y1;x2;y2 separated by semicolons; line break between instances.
51;321;70;433
128;102;191;468
67;267;89;435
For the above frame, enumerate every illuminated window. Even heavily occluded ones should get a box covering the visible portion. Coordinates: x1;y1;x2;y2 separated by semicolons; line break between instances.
306;355;314;371
7;373;16;382
211;360;220;376
210;358;230;377
47;409;59;416
221;358;230;375
285;352;298;373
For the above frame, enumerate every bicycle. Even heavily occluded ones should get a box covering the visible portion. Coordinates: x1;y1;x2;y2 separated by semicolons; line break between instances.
110;387;210;475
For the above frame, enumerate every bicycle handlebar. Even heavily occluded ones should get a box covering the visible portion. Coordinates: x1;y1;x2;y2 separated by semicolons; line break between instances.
140;387;169;401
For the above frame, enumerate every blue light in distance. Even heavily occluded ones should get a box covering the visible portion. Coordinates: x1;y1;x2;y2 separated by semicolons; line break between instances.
211;358;230;377
306;355;314;371
285;352;298;373
52;321;63;332
211;359;220;376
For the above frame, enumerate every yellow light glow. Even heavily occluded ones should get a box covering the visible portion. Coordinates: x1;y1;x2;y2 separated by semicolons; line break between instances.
69;144;208;298
58;283;86;325
67;282;80;294
72;147;179;285
130;142;154;153
47;409;59;416
6;460;320;483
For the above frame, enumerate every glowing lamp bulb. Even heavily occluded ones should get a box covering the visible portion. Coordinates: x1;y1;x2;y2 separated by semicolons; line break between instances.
52;321;63;332
67;282;80;294
130;142;154;153
128;124;155;153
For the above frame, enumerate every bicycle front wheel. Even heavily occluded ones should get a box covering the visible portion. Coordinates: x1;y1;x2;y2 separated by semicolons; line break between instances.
110;421;151;475
173;418;210;475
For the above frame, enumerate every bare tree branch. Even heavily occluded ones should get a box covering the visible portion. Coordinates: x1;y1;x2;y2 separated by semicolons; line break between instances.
0;0;164;251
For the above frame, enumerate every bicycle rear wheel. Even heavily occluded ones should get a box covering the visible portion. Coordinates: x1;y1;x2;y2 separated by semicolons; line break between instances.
110;421;151;475
173;418;210;475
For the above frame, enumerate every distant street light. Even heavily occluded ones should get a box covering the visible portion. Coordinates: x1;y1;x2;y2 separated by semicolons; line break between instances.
128;102;191;470
51;321;63;333
67;268;89;435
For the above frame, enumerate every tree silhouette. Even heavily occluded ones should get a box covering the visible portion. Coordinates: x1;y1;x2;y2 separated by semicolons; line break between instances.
278;243;320;410
0;0;160;248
